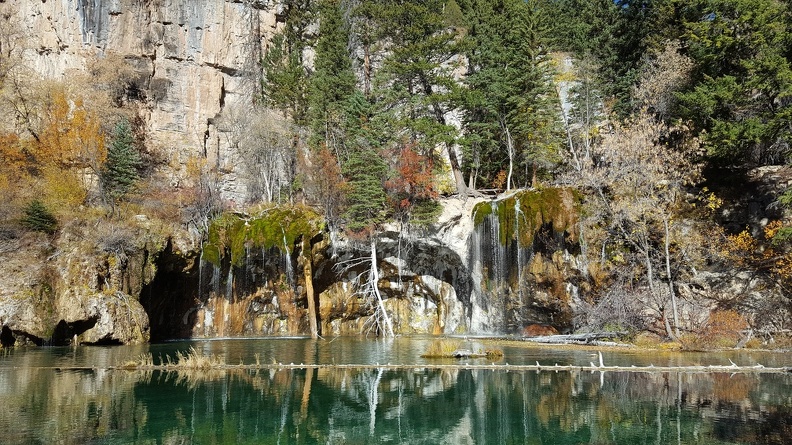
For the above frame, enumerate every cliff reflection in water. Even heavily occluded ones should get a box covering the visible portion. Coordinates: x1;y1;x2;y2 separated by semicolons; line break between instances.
1;363;792;444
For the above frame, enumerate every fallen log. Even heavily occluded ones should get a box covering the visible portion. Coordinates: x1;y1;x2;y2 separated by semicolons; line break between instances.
15;362;792;375
522;332;627;345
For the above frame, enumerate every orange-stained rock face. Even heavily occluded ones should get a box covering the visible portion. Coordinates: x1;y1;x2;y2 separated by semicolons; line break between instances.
522;324;559;337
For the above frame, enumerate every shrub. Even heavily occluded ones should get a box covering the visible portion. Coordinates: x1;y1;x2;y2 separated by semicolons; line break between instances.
21;200;58;234
682;309;749;350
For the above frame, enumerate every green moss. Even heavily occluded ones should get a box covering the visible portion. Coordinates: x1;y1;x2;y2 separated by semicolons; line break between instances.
202;205;324;267
472;201;493;227
202;244;221;266
473;188;582;247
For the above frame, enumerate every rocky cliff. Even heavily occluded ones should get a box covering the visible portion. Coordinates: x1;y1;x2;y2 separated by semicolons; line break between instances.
0;217;176;345
13;0;280;199
135;189;585;341
3;1;784;345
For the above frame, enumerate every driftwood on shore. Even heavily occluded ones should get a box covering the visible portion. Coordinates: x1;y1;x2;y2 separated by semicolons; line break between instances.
522;332;627;347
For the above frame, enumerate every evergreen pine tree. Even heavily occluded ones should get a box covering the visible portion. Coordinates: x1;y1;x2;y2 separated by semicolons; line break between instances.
21;199;58;234
261;0;315;125
462;0;561;189
545;0;654;117
101;119;141;204
357;0;469;194
342;145;388;233
671;0;792;164
307;0;356;149
332;85;387;232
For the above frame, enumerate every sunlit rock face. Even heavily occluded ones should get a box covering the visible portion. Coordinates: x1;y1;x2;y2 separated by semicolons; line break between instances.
169;228;474;338
468;188;584;334
0;221;164;346
0;191;586;344
12;0;280;201
142;192;584;339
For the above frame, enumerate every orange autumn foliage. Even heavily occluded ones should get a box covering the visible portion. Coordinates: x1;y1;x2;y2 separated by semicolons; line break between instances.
384;143;437;216
0;84;108;218
720;221;792;288
34;86;106;171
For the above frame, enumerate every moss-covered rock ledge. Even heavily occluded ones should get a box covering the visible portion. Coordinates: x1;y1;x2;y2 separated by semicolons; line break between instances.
200;205;326;338
202;205;324;268
472;187;582;247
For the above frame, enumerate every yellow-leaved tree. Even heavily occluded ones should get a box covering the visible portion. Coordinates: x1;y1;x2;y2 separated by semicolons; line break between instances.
31;84;106;212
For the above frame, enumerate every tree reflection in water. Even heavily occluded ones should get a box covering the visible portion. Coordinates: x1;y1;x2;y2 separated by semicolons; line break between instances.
1;365;791;444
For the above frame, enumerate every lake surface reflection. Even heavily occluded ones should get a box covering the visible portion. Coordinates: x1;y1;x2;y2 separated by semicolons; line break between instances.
1;337;791;444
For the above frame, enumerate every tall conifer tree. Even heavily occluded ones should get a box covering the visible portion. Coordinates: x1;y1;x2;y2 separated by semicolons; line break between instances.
359;0;469;194
101;119;140;205
463;0;561;189
307;0;356;150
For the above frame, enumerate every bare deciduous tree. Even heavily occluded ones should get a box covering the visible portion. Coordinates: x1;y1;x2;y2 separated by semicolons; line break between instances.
589;111;702;338
218;106;297;204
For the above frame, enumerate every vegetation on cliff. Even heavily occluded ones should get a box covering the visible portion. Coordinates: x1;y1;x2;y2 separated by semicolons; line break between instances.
472;188;581;247
202;206;323;268
0;0;791;345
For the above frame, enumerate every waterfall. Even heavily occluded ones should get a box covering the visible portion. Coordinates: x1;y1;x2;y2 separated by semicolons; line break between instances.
264;247;279;311
489;201;505;284
281;228;294;287
469;200;511;333
225;268;234;299
211;264;221;297
245;245;253;286
469;194;538;333
468;188;581;334
514;197;525;329
198;248;204;300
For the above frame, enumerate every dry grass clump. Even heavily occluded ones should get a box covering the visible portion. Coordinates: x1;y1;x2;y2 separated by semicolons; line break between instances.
421;339;504;359
631;332;680;349
483;348;504;358
421;339;462;358
171;347;226;370
120;347;225;370
120;353;154;369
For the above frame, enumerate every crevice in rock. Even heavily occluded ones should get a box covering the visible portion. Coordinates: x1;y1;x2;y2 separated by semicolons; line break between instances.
0;326;15;347
204;62;240;77
51;317;99;346
140;239;200;342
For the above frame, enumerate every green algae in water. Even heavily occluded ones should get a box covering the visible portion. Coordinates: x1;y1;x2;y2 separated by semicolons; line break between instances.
473;187;582;247
203;205;324;267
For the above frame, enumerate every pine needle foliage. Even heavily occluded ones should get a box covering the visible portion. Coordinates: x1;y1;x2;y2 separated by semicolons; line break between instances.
21;199;58;234
101;119;141;203
342;147;388;233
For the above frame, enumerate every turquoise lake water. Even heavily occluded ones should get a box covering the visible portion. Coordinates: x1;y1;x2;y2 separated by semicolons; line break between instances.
1;337;790;444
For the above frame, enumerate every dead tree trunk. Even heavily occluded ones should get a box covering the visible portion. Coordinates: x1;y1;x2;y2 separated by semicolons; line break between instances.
301;240;318;339
370;239;394;337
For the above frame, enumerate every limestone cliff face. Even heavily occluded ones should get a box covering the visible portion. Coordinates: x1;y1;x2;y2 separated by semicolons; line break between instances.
15;0;279;199
139;193;586;340
0;218;177;346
